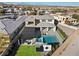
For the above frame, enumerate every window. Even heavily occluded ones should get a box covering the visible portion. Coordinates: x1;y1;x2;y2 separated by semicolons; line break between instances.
35;28;40;31
74;20;75;22
42;27;46;30
63;18;65;21
48;27;52;31
42;19;46;22
71;21;73;22
48;19;52;22
66;18;68;20
28;21;34;24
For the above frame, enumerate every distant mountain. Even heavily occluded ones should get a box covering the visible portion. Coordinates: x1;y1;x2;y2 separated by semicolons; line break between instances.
0;2;5;5
2;2;34;5
1;2;79;8
2;2;79;7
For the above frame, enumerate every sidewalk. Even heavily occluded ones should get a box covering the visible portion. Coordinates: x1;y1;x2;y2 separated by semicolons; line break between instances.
58;23;77;36
52;29;79;56
59;23;78;30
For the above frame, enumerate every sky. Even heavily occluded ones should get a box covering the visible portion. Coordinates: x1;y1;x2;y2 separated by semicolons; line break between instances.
3;2;79;6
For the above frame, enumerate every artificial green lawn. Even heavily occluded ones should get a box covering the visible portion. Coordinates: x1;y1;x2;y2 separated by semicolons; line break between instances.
16;45;42;56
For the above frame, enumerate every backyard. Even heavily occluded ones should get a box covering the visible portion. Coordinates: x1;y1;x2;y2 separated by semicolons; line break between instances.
15;44;42;56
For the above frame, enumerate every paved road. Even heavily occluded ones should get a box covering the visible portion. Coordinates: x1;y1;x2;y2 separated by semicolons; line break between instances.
57;24;76;36
61;29;79;56
52;29;79;56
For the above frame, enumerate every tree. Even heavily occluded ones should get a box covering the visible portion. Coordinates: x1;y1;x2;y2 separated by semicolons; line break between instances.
0;10;2;15
1;9;6;15
72;14;79;22
27;6;32;11
33;9;37;15
51;8;68;13
65;20;70;25
62;9;67;13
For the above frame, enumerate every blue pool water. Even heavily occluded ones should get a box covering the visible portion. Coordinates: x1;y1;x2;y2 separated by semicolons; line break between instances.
36;35;59;44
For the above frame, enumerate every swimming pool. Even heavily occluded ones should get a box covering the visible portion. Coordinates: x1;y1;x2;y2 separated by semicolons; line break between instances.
36;35;59;44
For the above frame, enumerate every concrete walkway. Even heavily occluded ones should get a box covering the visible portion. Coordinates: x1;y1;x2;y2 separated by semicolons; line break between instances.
52;29;79;56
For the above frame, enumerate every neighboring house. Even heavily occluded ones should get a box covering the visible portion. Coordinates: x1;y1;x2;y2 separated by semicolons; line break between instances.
0;20;10;55
54;15;69;23
0;15;26;55
54;15;77;24
2;7;21;15
65;18;78;25
0;15;17;19
0;5;3;8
